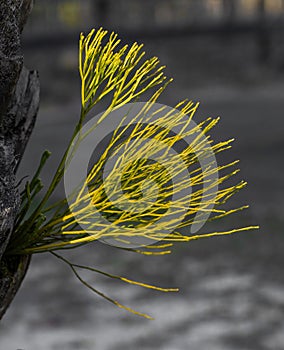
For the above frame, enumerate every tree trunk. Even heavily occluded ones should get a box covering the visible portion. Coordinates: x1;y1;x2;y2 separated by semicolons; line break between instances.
222;0;237;24
93;0;109;28
257;0;270;63
0;0;39;320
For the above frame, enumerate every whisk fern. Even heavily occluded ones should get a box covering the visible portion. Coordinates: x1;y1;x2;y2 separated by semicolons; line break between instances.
6;28;258;319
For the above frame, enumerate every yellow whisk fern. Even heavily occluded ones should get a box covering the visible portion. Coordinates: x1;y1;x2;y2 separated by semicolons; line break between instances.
7;28;258;319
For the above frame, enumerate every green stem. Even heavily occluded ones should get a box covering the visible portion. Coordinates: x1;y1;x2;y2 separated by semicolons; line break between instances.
16;108;86;242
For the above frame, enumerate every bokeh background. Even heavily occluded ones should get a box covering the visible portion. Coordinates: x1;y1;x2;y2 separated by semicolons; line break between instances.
1;1;284;349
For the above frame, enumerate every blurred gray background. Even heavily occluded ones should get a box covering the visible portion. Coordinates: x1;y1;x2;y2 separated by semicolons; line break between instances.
1;1;284;349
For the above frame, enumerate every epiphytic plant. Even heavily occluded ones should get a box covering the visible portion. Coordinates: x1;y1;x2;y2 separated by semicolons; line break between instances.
6;28;258;319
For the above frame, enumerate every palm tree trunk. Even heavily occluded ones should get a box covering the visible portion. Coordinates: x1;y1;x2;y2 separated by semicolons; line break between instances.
0;0;39;320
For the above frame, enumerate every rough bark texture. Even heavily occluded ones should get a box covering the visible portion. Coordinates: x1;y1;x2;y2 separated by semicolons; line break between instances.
0;0;39;320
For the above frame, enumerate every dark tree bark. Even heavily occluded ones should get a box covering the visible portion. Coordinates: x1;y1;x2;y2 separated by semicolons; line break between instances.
0;0;39;320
